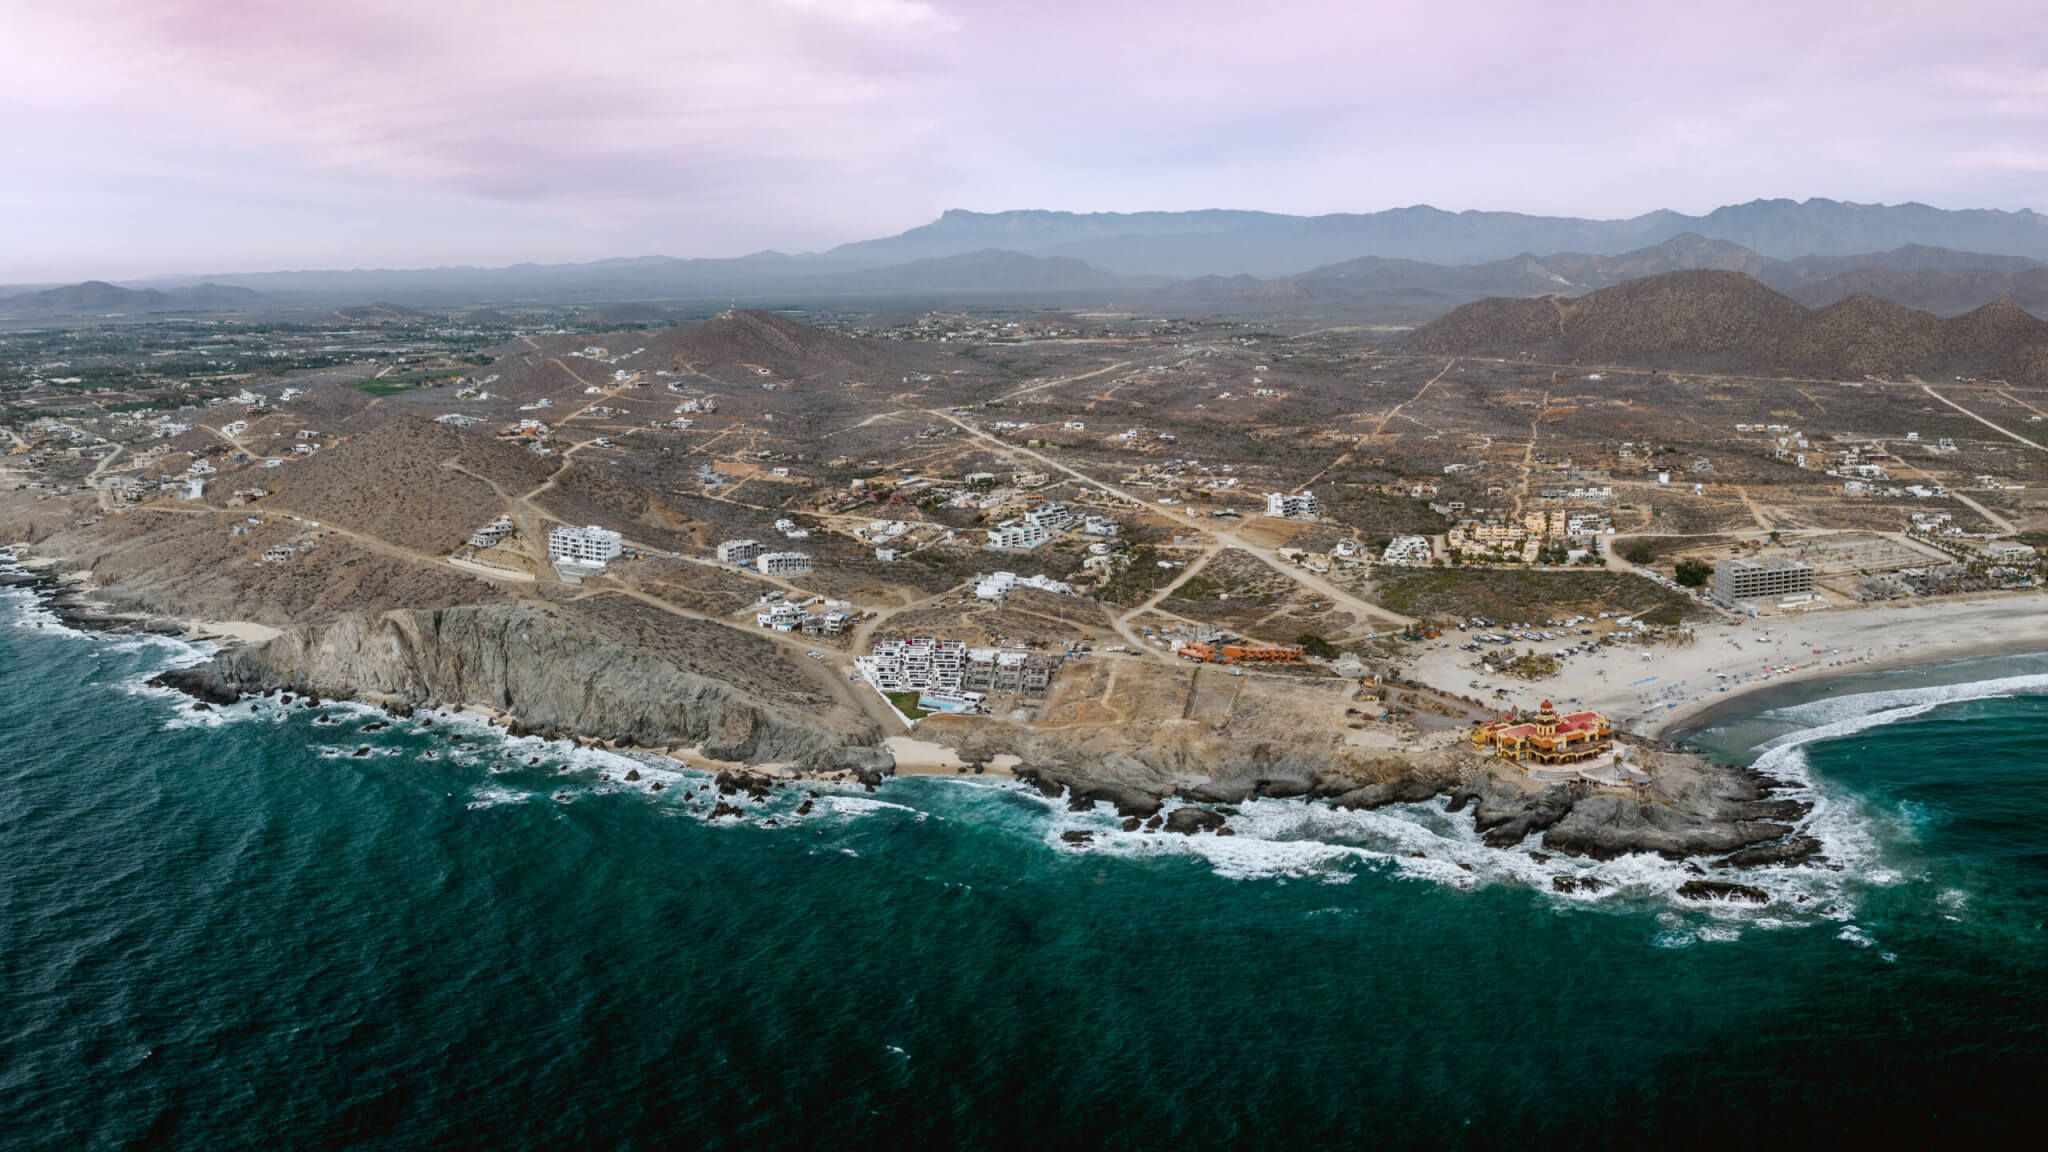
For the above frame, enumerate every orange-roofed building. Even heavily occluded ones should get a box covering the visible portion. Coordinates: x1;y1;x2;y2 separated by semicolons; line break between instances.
1471;700;1613;766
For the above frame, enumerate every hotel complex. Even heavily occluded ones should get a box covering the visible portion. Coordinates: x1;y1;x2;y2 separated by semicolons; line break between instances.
1470;701;1614;766
1712;557;1816;606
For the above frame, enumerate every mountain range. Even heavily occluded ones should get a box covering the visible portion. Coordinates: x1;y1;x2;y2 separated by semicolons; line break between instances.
8;198;2048;319
0;280;262;315
1174;234;2048;318
1407;269;2048;383
821;199;2048;276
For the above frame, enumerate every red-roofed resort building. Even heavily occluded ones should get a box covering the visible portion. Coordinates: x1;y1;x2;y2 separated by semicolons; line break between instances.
1470;701;1613;766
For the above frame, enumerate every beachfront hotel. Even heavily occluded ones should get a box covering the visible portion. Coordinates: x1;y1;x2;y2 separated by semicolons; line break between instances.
1471;701;1614;765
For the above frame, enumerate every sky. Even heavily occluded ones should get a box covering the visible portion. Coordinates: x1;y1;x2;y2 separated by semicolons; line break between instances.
2;0;2045;281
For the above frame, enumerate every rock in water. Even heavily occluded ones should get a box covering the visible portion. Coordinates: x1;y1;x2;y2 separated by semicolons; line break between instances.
1163;807;1226;835
1714;837;1824;869
1676;880;1769;904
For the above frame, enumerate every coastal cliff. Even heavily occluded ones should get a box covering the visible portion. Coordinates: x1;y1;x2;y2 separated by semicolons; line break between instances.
154;600;893;775
5;544;1816;871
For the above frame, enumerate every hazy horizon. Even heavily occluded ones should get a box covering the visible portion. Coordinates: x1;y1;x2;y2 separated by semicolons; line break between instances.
4;0;2046;282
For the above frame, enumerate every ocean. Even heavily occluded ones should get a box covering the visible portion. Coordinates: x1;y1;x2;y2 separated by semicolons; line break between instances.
3;574;2045;1149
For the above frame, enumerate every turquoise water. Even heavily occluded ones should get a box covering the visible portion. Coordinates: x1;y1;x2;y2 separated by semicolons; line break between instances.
2;579;2045;1148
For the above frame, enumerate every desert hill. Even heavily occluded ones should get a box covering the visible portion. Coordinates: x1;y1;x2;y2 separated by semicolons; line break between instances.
643;309;923;377
1407;269;2048;382
260;417;556;555
1173;233;2048;318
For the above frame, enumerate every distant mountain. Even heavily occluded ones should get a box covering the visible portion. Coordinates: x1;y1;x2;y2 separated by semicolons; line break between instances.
69;198;2048;312
1406;269;2048;382
825;200;2048;277
1780;265;2048;315
0;279;261;314
1172;234;2048;319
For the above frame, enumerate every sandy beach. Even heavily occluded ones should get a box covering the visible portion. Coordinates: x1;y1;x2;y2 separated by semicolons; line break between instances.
1403;593;2048;738
885;736;1019;777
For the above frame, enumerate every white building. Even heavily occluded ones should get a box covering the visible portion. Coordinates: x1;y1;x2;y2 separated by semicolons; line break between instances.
757;552;811;576
1024;503;1076;532
986;520;1049;551
548;524;622;567
1382;535;1434;565
1265;491;1320;520
716;539;763;564
469;515;515;549
1080;516;1119;536
1713;558;1816;606
975;571;1073;600
864;638;968;693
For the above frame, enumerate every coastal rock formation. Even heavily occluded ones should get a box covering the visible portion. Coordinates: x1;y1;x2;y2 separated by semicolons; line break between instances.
155;599;891;774
1448;745;1805;861
1163;807;1227;835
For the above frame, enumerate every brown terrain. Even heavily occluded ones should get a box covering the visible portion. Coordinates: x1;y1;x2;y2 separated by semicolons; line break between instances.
1410;269;2048;382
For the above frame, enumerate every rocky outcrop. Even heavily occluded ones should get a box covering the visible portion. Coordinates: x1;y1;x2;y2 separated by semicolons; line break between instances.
1539;794;1791;861
1677;880;1770;904
950;715;1475;819
1715;837;1825;869
1164;807;1227;835
1448;747;1811;862
153;601;891;774
1460;776;1579;848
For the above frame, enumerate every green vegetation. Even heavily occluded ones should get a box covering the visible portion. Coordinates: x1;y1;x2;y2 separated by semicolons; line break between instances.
885;692;933;720
1374;568;1701;626
1673;559;1713;587
1485;649;1560;680
1621;540;1655;564
1295;632;1339;659
352;368;463;396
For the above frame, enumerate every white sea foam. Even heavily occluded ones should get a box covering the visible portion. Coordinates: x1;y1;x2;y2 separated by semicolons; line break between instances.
1761;671;2048;730
466;788;528;810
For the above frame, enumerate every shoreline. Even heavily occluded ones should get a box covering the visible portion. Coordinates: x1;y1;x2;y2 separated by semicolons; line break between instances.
13;540;2046;882
1400;593;2048;743
1660;638;2048;742
1643;599;2048;739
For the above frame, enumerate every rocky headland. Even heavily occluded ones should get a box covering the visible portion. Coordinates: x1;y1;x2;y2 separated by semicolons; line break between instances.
5;547;1822;875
